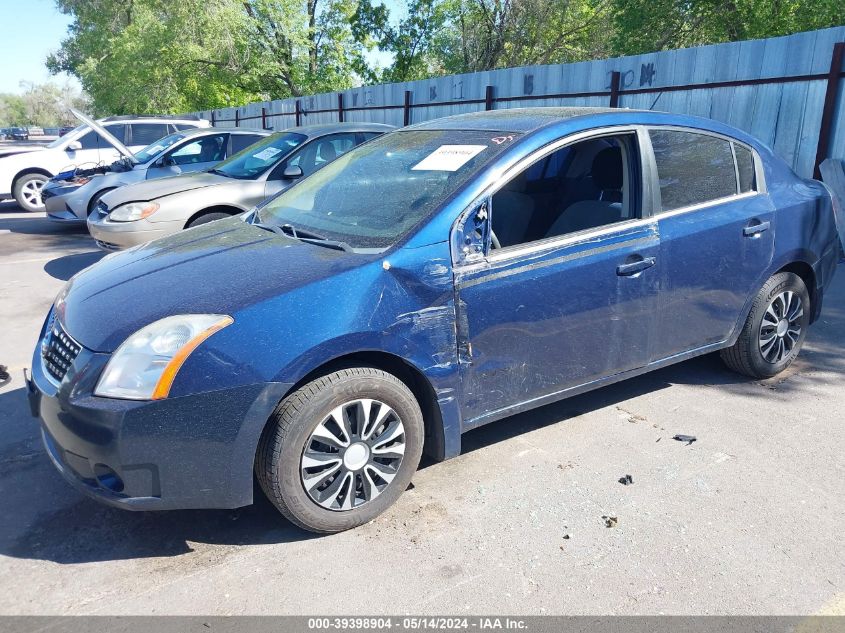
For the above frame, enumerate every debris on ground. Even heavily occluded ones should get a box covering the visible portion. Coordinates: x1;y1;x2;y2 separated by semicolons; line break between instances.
673;434;697;445
602;515;618;528
0;365;9;384
562;534;570;540
618;474;633;485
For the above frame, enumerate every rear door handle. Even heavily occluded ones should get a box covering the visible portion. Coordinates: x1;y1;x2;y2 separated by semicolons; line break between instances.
743;221;770;237
616;257;656;276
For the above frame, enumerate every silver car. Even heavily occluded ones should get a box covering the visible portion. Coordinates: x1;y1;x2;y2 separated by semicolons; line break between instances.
88;122;393;250
43;126;270;224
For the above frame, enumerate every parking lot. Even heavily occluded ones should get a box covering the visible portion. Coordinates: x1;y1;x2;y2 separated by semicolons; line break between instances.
0;199;843;615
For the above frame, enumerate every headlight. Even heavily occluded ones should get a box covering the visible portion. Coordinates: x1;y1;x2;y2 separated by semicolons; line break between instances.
94;314;233;400
109;201;160;222
71;177;91;186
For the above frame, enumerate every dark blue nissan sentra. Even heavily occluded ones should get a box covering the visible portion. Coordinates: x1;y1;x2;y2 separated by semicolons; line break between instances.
27;108;841;532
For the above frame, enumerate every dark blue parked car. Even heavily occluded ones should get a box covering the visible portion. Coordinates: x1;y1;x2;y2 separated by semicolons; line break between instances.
27;108;841;532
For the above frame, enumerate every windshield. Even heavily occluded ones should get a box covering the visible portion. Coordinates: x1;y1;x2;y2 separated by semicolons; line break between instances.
212;131;306;180
257;129;519;249
47;124;87;148
134;133;185;163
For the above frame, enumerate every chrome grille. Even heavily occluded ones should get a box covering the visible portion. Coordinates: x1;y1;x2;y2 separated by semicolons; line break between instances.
41;315;82;383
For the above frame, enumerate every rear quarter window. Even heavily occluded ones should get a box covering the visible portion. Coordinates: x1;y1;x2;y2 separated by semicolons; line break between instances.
734;144;756;193
649;130;738;212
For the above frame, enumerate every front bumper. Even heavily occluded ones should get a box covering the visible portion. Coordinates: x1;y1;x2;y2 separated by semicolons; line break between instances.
87;215;182;250
27;326;290;511
42;182;88;223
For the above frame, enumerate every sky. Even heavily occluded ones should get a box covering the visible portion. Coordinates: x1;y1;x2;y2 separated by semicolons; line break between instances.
0;0;80;94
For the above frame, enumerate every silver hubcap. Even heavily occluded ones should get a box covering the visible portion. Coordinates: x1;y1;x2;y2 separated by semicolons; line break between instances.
21;177;47;208
300;398;406;511
759;291;803;363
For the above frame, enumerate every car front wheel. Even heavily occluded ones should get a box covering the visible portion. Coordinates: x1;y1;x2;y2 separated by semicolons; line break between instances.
256;367;424;533
720;272;810;378
13;173;49;212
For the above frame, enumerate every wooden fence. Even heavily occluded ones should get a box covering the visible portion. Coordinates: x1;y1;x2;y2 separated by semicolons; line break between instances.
192;26;845;179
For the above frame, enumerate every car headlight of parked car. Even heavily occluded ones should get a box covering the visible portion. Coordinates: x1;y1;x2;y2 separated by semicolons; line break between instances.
109;201;160;222
95;314;233;400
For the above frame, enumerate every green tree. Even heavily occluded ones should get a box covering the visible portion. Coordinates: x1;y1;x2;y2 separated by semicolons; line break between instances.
48;0;370;114
0;94;28;126
610;0;845;55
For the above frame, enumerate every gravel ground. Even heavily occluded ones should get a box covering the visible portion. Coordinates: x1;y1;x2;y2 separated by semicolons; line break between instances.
0;201;843;615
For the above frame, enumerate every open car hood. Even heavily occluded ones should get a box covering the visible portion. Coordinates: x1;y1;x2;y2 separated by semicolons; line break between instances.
71;108;138;164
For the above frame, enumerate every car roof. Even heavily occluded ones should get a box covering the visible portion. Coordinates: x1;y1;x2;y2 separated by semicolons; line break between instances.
404;106;763;148
280;122;395;137
407;107;623;133
179;127;273;138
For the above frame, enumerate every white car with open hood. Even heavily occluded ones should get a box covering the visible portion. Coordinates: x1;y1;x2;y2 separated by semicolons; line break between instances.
0;110;209;211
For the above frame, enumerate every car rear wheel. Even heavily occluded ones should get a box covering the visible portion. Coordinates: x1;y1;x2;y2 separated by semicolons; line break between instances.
720;272;810;378
256;367;424;533
13;173;49;212
187;212;230;228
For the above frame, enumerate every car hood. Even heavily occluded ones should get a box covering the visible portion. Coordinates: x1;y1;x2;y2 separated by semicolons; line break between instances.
59;217;372;352
101;171;230;207
0;145;43;158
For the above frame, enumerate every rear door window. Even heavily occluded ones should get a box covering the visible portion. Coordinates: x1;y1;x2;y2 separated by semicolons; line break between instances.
229;134;265;155
649;130;738;212
129;123;169;146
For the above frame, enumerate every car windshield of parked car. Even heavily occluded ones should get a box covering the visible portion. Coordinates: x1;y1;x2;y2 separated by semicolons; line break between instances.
46;125;87;148
257;130;519;249
211;132;306;180
133;133;186;163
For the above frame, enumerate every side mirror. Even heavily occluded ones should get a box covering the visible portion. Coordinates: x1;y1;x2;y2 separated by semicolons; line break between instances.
282;165;303;179
66;140;82;151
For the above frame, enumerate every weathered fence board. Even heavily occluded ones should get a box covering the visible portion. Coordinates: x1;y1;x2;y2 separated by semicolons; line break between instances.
192;26;845;178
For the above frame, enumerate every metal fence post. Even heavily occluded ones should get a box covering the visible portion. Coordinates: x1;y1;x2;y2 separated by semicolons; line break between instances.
235;109;240;126
338;93;345;122
261;106;267;129
609;71;621;108
814;42;845;179
485;85;494;110
403;90;412;126
211;111;216;126
295;100;302;127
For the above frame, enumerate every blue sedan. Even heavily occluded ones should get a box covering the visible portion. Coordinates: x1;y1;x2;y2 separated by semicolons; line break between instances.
27;108;841;532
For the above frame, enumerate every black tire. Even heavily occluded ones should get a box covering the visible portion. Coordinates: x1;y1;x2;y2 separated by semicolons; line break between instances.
720;272;810;378
187;211;230;228
13;173;49;212
87;188;115;216
256;367;424;533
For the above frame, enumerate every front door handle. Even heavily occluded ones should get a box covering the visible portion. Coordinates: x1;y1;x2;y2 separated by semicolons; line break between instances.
616;256;656;276
743;220;770;237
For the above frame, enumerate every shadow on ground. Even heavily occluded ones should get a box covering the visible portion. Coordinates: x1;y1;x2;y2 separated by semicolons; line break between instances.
44;251;106;281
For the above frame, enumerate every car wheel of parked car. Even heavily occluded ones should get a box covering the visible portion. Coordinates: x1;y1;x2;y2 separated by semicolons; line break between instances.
188;212;230;228
13;173;49;212
256;367;424;533
720;272;810;379
88;188;116;216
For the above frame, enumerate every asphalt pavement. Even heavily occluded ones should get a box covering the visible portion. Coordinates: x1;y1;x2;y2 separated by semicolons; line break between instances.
0;200;843;615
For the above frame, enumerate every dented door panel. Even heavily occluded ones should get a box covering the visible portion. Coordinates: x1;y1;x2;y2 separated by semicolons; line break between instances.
454;222;660;425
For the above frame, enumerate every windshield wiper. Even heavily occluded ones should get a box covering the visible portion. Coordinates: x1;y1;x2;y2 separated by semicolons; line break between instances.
255;221;352;252
208;168;229;177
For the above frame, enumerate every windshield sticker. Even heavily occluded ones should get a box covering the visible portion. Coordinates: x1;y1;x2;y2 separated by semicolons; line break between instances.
411;145;487;171
252;146;283;161
147;145;165;154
